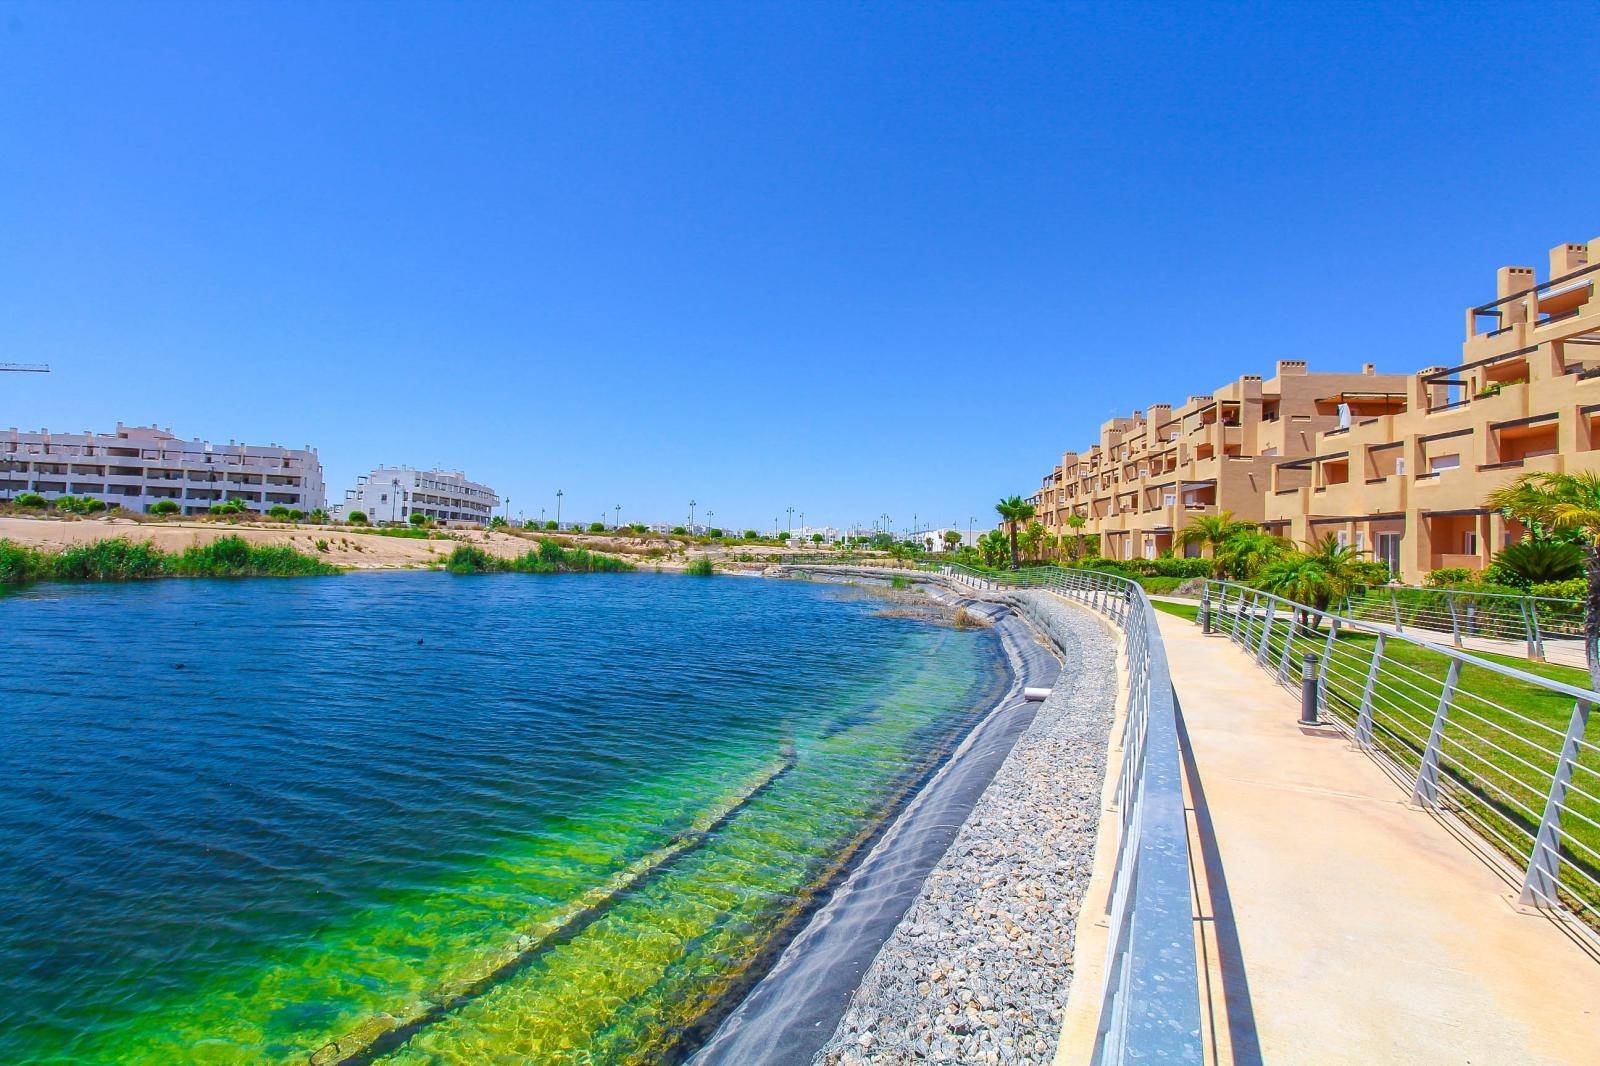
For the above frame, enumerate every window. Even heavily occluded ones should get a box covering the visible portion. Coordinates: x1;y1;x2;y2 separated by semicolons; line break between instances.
1355;531;1366;551
1429;454;1460;473
1377;533;1401;576
1462;531;1478;555
1336;529;1350;548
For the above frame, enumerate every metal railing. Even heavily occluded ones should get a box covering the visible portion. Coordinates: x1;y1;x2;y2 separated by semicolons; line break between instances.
940;563;1200;1064
1200;580;1600;936
1341;583;1586;668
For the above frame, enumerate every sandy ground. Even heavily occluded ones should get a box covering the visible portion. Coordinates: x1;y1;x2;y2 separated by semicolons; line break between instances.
0;515;867;573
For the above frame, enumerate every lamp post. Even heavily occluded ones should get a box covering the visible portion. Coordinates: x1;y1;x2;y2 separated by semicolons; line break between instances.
786;506;793;537
689;499;696;531
707;510;715;533
555;489;563;529
614;504;621;529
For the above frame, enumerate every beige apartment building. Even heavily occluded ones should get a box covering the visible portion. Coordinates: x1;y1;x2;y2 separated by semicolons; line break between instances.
1265;239;1600;582
1032;361;1409;562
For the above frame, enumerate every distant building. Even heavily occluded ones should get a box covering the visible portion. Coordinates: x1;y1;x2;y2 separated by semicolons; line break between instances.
911;526;979;549
0;422;325;515
334;467;499;526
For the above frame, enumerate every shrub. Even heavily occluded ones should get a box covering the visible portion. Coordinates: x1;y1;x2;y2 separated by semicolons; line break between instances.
777;531;791;542
1424;567;1474;588
171;535;338;577
408;512;428;527
51;538;169;580
445;544;503;574
743;530;759;539
308;509;329;523
288;509;305;522
209;500;246;516
346;511;368;525
1492;540;1583;587
545;520;559;530
1530;578;1585;600
266;505;292;520
54;495;107;515
0;540;49;584
630;524;648;534
671;526;688;536
707;528;723;538
685;556;715;576
149;500;180;516
588;521;606;533
13;492;47;509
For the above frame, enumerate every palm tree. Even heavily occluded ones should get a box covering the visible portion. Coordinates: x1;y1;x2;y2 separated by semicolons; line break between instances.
1486;472;1600;689
1173;510;1255;572
1256;534;1366;632
1212;529;1291;581
977;529;1009;568
994;496;1036;570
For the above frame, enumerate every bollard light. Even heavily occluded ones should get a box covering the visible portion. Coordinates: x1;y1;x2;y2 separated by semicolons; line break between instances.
1300;653;1320;725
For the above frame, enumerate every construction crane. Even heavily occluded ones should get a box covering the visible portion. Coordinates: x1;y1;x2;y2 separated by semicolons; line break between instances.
0;363;50;373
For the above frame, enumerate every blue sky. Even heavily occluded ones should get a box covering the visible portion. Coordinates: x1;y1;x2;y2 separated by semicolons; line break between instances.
1;2;1596;533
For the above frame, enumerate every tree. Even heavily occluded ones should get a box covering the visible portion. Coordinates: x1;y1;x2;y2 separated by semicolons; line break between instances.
994;495;1036;570
1019;520;1046;562
978;528;1009;568
743;529;760;540
1064;513;1087;559
943;529;963;552
1487;472;1600;688
1212;529;1290;581
409;512;428;527
812;532;824;544
1173;510;1255;570
1256;534;1367;632
545;520;559;530
588;521;606;532
347;511;369;525
777;531;791;542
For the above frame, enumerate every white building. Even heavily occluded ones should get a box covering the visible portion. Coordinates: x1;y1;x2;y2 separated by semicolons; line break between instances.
910;526;981;549
335;467;499;526
0;423;325;515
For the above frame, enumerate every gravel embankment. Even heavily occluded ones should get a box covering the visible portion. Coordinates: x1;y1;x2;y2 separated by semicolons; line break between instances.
816;589;1118;1065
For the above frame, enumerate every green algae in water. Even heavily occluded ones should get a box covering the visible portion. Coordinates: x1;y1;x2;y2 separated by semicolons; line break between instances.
0;574;1005;1064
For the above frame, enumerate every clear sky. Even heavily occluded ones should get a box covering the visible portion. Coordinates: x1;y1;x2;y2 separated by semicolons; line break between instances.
1;2;1596;534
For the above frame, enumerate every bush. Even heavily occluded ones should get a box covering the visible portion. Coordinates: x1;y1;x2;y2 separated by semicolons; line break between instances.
446;539;635;575
13;492;47;509
209;500;248;516
1424;567;1474;588
51;538;168;580
267;505;292;520
685;556;715;576
1529;578;1586;600
148;500;180;516
777;531;791;542
743;530;759;539
445;544;503;574
671;526;688;536
707;528;723;538
308;509;329;523
346;511;369;525
545;520;559;530
1493;540;1583;587
588;521;606;533
408;512;428;527
54;495;107;515
172;535;338;577
630;524;648;534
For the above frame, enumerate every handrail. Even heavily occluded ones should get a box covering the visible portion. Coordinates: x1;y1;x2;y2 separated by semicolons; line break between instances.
940;562;1201;1064
1340;583;1586;668
1198;579;1600;936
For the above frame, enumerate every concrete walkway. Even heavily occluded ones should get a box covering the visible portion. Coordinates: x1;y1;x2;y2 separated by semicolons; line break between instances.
1158;612;1600;1065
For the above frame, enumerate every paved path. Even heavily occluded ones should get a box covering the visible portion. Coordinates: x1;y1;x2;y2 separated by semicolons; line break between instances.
1158;611;1600;1065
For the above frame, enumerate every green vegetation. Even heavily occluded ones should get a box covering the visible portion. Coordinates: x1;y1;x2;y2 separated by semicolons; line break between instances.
684;556;715;576
588;521;606;533
545;520;559;530
209;499;249;516
408;512;430;527
0;535;339;587
52;495;109;515
148;500;180;516
1486;472;1600;688
994;495;1035;570
13;492;47;509
444;539;635;575
347;510;369;525
743;529;759;539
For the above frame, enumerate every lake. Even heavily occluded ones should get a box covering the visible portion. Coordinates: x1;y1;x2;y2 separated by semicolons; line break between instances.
0;571;1006;1063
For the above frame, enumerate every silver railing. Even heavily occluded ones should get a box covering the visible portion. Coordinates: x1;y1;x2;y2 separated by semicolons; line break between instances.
1341;583;1586;667
941;563;1200;1064
1201;580;1600;934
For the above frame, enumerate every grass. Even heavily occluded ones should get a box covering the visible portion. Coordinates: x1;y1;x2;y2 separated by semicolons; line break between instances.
0;536;340;586
445;540;635;575
684;556;715;576
1211;599;1600;928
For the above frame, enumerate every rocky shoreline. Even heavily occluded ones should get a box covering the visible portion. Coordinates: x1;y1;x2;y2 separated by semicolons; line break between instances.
813;587;1118;1065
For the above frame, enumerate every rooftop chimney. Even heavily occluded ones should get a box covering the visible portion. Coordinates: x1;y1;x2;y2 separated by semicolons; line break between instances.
1497;265;1535;299
1275;360;1308;376
1362;363;1376;374
1550;242;1590;279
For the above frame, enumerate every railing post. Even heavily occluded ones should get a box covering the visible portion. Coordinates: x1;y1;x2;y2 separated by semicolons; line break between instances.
1519;700;1592;908
1446;595;1463;647
1411;658;1462;807
1200;583;1212;634
1230;590;1245;642
1528;599;1546;662
1276;612;1298;684
1516;598;1542;656
1319;618;1339;688
1390;587;1403;632
1256;597;1275;666
1356;631;1385;747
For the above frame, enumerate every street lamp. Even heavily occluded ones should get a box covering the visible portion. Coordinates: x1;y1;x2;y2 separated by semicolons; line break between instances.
614;504;621;529
689;499;696;530
555;489;563;529
786;506;793;536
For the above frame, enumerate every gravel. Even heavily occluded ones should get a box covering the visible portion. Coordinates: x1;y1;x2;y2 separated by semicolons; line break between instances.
814;589;1118;1066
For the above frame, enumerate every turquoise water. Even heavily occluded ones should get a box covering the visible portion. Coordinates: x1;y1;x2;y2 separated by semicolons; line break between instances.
0;572;1006;1063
